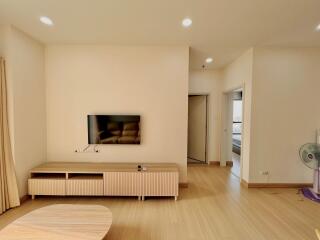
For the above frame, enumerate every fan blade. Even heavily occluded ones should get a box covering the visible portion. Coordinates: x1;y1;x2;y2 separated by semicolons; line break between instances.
299;143;320;170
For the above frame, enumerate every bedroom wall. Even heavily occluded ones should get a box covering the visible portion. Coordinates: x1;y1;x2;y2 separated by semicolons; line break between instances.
0;25;46;197
45;45;189;183
249;47;320;183
189;69;223;163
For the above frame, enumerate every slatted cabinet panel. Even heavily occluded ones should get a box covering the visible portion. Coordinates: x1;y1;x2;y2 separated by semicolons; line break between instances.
142;171;179;198
104;172;142;196
66;173;104;196
66;179;104;196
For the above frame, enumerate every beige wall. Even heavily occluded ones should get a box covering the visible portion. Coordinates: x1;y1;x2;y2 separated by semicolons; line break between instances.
0;26;4;56
223;47;319;183
222;49;253;181
222;48;253;92
249;47;319;183
1;25;46;197
223;49;253;92
4;24;316;191
189;70;223;163
45;45;189;183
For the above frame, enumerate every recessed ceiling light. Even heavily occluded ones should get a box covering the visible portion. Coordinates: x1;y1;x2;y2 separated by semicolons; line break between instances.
182;18;192;28
40;16;54;26
206;58;213;63
316;23;320;31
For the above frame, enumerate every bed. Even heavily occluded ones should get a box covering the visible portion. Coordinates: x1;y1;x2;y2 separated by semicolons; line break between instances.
232;134;241;155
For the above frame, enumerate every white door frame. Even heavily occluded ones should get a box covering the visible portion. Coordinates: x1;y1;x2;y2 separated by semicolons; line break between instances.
221;84;245;179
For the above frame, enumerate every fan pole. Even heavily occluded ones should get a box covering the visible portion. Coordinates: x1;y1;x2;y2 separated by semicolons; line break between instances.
300;137;320;202
315;130;320;194
314;161;320;194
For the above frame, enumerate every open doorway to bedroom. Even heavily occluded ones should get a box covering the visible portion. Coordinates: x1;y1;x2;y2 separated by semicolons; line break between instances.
221;88;243;178
231;90;243;177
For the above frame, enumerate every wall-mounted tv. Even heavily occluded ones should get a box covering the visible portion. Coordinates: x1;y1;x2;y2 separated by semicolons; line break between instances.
88;115;140;144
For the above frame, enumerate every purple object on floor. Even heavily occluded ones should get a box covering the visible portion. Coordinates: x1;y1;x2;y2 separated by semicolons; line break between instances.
302;187;320;203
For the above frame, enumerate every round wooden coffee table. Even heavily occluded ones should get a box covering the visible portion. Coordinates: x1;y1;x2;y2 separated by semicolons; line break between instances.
0;204;112;240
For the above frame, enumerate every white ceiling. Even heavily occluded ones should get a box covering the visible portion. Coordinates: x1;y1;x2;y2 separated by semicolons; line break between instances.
1;0;320;69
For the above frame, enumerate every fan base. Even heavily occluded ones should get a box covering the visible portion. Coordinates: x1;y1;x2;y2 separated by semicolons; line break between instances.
302;187;320;203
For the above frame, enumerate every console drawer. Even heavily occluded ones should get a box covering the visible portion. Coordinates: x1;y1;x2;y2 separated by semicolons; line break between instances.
66;179;103;196
28;179;66;196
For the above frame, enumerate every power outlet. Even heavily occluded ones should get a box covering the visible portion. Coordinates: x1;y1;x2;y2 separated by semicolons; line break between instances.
74;147;100;153
259;171;269;176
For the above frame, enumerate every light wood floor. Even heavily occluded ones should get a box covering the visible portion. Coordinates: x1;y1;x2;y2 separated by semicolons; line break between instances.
1;165;320;240
231;152;241;177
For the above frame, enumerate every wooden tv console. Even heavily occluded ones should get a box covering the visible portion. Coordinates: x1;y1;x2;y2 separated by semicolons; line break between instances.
28;162;179;200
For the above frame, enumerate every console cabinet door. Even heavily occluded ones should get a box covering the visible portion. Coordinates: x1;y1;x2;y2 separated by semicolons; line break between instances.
28;179;66;196
104;172;141;196
142;172;179;197
66;179;104;196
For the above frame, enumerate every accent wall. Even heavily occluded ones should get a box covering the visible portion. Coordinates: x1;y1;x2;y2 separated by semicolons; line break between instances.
45;45;189;183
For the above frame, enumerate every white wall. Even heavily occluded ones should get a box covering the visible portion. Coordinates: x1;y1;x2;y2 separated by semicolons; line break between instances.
0;25;46;197
4;24;316;190
0;26;4;56
223;49;254;92
189;70;223;163
223;47;320;184
222;49;253;181
249;47;320;183
45;45;189;183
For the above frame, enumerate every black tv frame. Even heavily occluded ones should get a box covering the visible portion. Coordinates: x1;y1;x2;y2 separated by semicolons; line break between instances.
87;115;141;145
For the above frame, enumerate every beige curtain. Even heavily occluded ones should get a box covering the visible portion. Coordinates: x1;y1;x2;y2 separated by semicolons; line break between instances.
0;57;20;214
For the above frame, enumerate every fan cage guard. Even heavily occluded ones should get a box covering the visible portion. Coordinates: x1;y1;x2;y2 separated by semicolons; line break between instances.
299;143;320;203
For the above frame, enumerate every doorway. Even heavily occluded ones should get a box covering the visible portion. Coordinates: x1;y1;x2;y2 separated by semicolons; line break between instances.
221;88;243;178
231;90;242;177
188;95;208;164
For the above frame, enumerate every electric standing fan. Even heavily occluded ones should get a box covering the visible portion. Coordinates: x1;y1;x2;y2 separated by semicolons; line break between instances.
299;143;320;202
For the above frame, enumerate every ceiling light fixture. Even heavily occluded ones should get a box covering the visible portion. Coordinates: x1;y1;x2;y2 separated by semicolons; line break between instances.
316;23;320;31
40;16;54;26
182;18;192;28
206;58;213;63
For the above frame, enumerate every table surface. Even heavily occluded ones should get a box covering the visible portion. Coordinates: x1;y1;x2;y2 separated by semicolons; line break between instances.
30;162;179;173
0;204;112;240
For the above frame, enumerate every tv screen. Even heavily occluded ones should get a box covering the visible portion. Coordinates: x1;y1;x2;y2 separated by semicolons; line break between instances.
88;115;140;145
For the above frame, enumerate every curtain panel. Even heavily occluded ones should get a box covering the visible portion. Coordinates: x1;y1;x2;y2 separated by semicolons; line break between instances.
0;57;20;214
